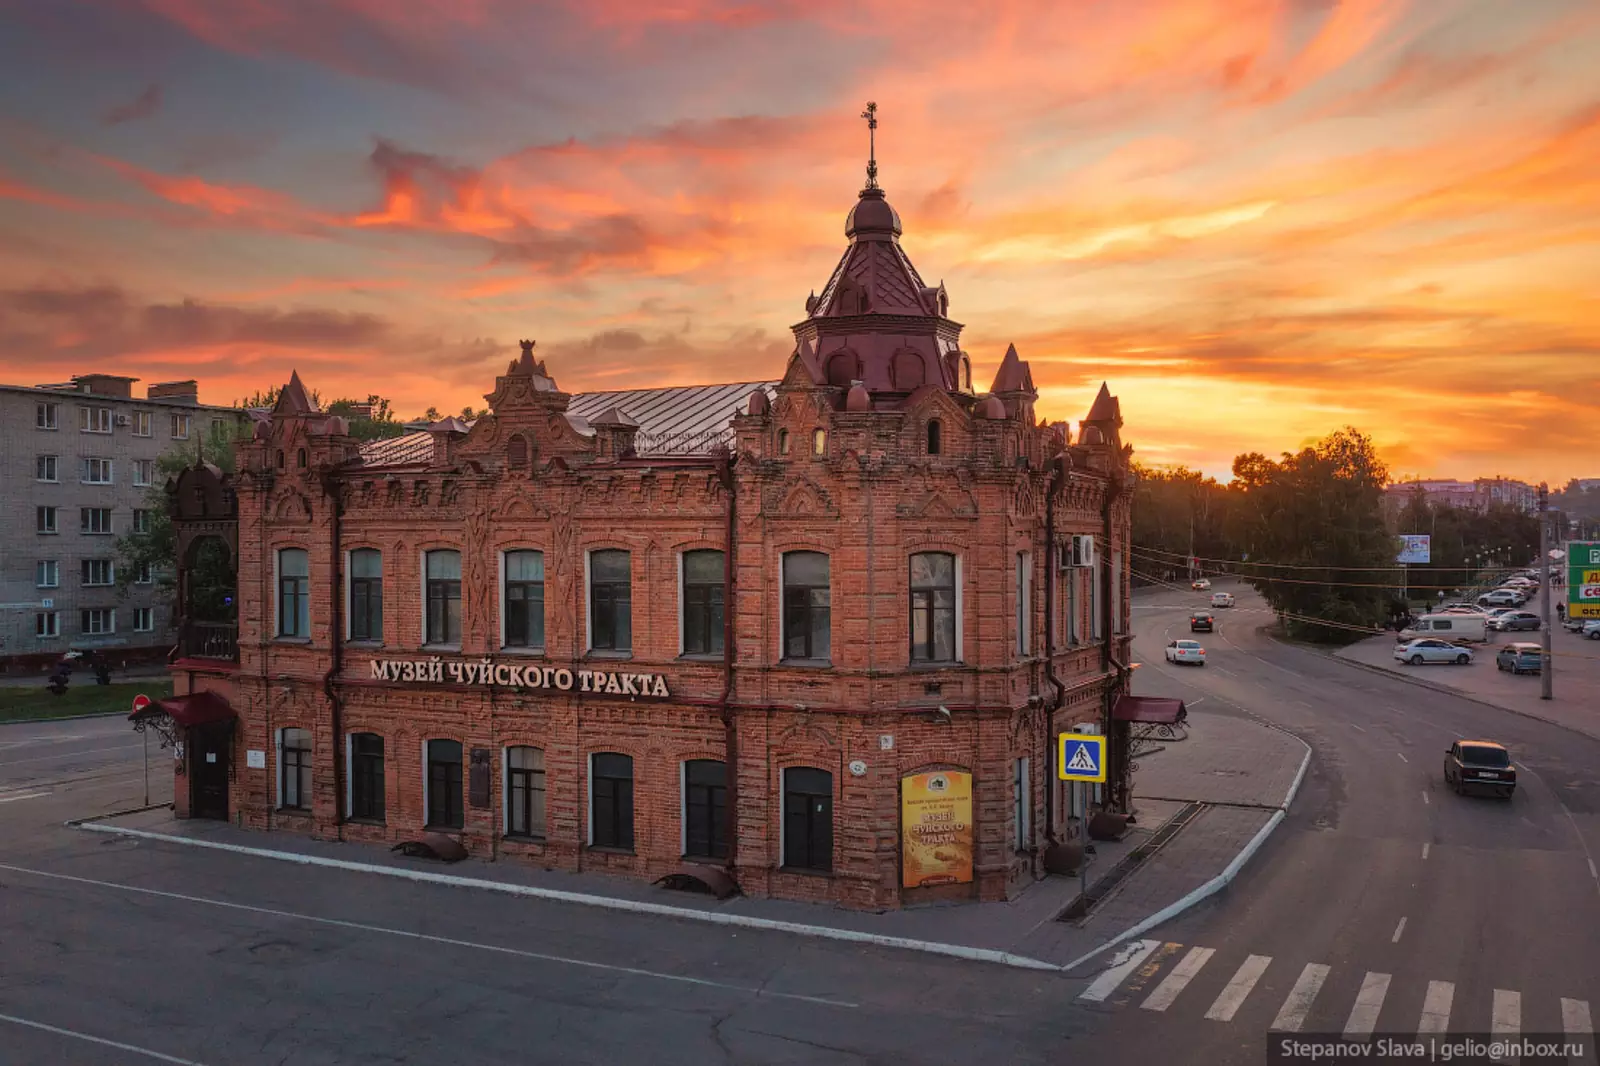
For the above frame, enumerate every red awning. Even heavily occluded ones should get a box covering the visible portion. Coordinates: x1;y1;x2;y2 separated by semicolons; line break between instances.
1113;695;1188;725
131;690;237;728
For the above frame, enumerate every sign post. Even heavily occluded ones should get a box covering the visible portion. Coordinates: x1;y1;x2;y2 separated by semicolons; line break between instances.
131;693;152;805
1059;731;1107;896
1396;535;1431;605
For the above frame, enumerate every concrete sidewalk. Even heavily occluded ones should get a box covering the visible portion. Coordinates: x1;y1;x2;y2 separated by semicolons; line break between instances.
76;708;1307;973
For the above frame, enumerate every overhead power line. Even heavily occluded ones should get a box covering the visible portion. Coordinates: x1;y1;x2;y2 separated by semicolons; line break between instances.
1132;548;1474;591
1133;542;1528;574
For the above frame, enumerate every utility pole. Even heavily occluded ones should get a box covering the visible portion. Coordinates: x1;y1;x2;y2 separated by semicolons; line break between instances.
1539;483;1553;701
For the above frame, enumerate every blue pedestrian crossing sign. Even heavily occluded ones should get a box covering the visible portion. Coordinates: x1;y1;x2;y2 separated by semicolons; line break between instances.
1058;732;1106;783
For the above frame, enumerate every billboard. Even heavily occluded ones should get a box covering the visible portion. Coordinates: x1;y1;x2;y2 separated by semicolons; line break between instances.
901;770;973;889
1396;534;1431;565
1568;542;1600;620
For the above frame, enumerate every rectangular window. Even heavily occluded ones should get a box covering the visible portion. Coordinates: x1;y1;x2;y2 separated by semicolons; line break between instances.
281;728;312;810
909;552;956;663
80;406;112;434
36;402;58;430
782;767;833;871
1067;568;1081;645
82;457;113;484
133;459;155;487
37;506;58;534
684;759;727;859
135;561;153;585
81;507;113;534
506;746;546;838
681;549;725;656
350;734;385;822
36;560;60;588
82;559;114;586
349;548;383;642
1014;757;1031;850
503;550;546;649
1091;551;1104;641
36;455;58;482
1017;551;1032;655
278;547;310;638
36;612;60;638
1112;550;1124;635
170;413;191;439
133;607;154;632
426;739;463;829
132;410;152;437
132;509;152;535
591;752;634;849
81;608;115;635
425;549;461;645
782;551;830;661
588;549;631;652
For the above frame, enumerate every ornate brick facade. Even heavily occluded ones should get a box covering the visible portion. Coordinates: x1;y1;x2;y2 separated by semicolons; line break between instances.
167;177;1135;910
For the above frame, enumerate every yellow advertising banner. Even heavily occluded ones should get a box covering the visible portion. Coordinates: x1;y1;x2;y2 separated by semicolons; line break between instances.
1572;603;1600;619
901;770;973;889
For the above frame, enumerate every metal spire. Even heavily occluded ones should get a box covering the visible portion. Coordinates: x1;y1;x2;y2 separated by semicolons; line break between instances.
860;101;879;190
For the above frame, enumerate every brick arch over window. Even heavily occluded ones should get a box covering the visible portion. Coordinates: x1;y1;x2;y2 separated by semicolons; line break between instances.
891;349;926;390
824;350;861;387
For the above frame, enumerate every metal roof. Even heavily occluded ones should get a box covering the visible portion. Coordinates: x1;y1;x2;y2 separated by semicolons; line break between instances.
359;432;434;467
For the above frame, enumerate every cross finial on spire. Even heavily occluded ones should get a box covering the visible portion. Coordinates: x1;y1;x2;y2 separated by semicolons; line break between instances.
860;101;879;190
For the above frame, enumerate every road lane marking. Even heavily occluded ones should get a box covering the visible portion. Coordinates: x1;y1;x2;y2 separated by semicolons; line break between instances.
0;743;142;767
0;862;858;1009
1270;963;1331;1032
1422;843;1430;860
1350;723;1367;733
1141;946;1215;1012
1115;941;1180;1005
1417;980;1454;1035
1589;858;1597;880
0;791;49;804
1422;792;1430;805
1080;939;1161;1003
1492;989;1520;1046
1206;955;1272;1022
1212;666;1237;677
1343;972;1391;1037
1561;999;1591;1044
0;1012;208;1065
1392;917;1407;943
1397;752;1408;763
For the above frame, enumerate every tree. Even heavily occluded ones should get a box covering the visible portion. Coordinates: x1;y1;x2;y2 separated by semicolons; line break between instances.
327;394;406;441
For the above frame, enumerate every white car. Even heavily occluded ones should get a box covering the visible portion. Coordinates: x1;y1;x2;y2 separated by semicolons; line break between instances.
1192;578;1211;590
1395;639;1474;666
1479;589;1522;607
1165;639;1206;665
1584;620;1600;640
1211;592;1235;608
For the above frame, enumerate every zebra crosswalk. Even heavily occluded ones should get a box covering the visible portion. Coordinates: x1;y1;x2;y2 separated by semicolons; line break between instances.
1078;939;1595;1049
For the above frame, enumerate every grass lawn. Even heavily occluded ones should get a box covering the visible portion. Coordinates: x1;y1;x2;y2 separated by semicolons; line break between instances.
0;678;174;722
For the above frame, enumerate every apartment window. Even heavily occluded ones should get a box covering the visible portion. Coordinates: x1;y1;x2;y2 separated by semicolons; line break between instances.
280;728;312;810
132;509;152;535
132;410;151;437
782;551;830;661
36;402;58;430
80;406;112;434
37;506;58;534
909;552;957;663
590;752;634;849
135;561;153;585
588;549;631;653
425;550;461;645
684;759;727;860
81;608;115;635
133;459;155;487
82;559;114;586
506;746;546;838
926;419;942;455
83;457;113;484
350;734;385;822
682;549;725;656
1091;552;1104;641
277;548;310;638
36;560;59;588
81;507;112;534
36;455;58;482
782;767;833;872
503;550;545;649
1017;551;1032;656
1067;569;1081;646
1014;757;1031;850
349;549;383;642
133;607;154;632
36;612;60;638
426;739;463;829
171;413;191;439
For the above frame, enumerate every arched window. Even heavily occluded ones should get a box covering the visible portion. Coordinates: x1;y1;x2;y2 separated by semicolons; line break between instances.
276;548;309;638
297;448;307;469
503;550;545;649
589;549;631;652
684;759;727;859
425;550;461;645
926;419;942;455
425;739;463;829
275;449;285;470
783;766;833;871
507;434;528;470
349;733;384;821
590;752;634;849
777;428;790;455
811;428;826;456
782;551;830;661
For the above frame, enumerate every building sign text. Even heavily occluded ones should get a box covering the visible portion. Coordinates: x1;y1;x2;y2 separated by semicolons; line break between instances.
370;658;670;698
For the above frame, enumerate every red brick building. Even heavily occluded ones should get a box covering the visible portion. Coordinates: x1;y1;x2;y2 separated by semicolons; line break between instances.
155;174;1144;910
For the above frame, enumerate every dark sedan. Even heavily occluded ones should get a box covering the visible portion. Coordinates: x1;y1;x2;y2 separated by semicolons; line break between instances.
1190;611;1214;633
1444;740;1516;799
1490;610;1541;632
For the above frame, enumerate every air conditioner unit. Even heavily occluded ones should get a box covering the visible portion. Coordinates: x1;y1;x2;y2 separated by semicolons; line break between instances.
115;414;130;426
1059;535;1096;569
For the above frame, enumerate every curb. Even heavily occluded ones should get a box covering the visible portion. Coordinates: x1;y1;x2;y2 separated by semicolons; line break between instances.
71;821;1062;973
0;711;135;726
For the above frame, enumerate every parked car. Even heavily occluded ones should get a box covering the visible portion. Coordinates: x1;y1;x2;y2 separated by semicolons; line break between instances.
1192;578;1212;590
1479;589;1523;607
1440;603;1490;615
1190;611;1214;633
1211;592;1235;608
1165;639;1206;665
1443;740;1515;799
1584;620;1600;640
1489;611;1540;632
1562;614;1588;632
1399;614;1486;643
1496;643;1543;674
1394;639;1474;666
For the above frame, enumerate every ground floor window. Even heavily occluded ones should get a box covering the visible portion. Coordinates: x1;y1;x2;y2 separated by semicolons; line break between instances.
506;746;546;838
684;759;727;860
426;739;463;829
782;767;833;872
280;728;311;810
350;733;384;822
590;752;634;850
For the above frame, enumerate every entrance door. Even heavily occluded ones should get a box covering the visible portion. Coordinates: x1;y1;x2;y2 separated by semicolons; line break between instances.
190;725;231;820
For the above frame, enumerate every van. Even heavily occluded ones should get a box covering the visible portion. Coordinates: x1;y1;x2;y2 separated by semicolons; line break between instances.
1399;614;1486;643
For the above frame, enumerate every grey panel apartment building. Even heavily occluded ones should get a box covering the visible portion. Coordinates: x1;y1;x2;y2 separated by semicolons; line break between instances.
1;373;240;672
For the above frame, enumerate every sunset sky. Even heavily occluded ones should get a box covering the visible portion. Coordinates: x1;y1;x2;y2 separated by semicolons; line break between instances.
1;0;1596;483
